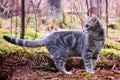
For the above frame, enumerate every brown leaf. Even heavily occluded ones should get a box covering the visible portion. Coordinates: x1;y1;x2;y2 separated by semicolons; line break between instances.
52;77;62;80
72;68;85;74
112;64;120;74
104;76;115;80
95;68;101;74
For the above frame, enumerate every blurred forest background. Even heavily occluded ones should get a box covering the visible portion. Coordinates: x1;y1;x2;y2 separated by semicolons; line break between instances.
0;0;120;80
0;0;120;38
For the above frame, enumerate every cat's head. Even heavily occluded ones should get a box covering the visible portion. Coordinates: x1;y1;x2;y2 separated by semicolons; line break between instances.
82;14;103;35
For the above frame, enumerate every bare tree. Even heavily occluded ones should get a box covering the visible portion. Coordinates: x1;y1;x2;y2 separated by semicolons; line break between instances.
86;0;89;16
47;0;62;21
115;0;120;17
90;0;93;8
20;0;25;39
97;0;102;19
106;0;108;36
30;0;38;39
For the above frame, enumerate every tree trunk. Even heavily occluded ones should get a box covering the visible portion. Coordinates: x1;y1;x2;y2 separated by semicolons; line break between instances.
20;0;25;39
106;0;108;36
47;0;62;21
86;0;89;16
90;0;93;8
97;0;102;19
115;0;120;17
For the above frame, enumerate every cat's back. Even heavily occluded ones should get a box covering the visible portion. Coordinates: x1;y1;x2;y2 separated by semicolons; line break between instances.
45;30;84;47
50;30;83;37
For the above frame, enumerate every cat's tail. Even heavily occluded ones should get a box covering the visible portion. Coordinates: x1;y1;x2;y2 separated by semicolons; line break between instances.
3;35;45;48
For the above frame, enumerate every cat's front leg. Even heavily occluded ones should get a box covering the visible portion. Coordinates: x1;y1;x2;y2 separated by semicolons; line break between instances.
86;59;94;74
82;52;95;74
92;52;100;69
92;59;97;69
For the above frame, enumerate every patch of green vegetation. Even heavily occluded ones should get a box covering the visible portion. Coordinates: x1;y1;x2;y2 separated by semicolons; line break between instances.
62;11;67;24
0;29;3;39
114;23;120;29
13;16;21;26
27;14;36;20
0;42;49;58
79;72;93;77
25;28;40;39
2;18;11;26
105;39;120;50
36;70;43;76
101;49;120;60
65;20;78;29
64;17;78;29
62;12;78;29
108;28;120;40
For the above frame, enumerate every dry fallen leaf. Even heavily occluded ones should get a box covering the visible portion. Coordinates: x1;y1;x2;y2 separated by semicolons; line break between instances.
104;76;115;80
72;68;85;74
52;77;62;80
112;64;120;74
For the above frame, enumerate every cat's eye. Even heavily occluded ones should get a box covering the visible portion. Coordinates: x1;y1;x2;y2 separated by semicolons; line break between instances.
86;25;89;28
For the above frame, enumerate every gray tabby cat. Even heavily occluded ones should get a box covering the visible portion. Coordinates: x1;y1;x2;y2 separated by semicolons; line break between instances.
3;15;105;74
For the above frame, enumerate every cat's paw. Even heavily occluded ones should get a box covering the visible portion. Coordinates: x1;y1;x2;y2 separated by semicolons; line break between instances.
65;71;72;75
86;69;95;74
89;71;95;74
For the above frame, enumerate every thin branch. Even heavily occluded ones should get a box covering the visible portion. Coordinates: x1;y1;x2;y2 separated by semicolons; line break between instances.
30;0;38;40
73;1;84;24
106;0;108;37
86;0;89;16
37;0;41;8
112;63;120;74
20;0;25;39
10;4;13;35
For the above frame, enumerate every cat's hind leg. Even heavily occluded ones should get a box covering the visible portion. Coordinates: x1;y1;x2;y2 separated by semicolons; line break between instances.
51;50;72;74
54;59;72;74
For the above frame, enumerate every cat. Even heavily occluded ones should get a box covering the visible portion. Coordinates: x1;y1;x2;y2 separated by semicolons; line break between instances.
3;15;105;74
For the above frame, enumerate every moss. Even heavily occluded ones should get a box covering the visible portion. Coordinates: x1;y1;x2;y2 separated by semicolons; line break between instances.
105;39;120;50
62;11;67;23
36;70;43;76
113;23;120;30
62;12;78;29
25;28;40;39
0;43;49;58
101;49;120;60
108;28;120;40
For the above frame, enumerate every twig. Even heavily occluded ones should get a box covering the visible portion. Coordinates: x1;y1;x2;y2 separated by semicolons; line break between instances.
72;1;84;24
30;0;38;40
112;63;120;74
37;0;41;8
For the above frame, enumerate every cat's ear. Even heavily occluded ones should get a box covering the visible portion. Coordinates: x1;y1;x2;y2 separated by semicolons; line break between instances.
91;14;98;23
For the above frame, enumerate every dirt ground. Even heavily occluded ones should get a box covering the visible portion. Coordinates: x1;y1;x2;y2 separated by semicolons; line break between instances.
0;53;120;80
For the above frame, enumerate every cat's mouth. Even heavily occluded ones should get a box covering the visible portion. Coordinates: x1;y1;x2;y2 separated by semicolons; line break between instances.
83;30;88;33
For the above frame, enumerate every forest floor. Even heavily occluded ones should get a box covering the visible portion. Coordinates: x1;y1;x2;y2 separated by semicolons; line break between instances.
0;52;120;80
0;17;120;80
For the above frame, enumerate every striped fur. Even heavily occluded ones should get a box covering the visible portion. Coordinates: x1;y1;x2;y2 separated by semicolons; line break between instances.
3;16;105;74
3;35;45;47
